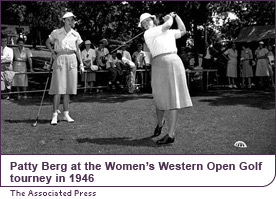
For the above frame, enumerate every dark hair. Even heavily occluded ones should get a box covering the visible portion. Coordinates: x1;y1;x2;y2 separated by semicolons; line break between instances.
116;53;122;60
242;43;248;48
1;33;7;39
17;37;25;44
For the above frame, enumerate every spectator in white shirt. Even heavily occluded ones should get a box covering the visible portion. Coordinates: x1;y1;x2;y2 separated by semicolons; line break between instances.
81;40;98;91
1;35;15;98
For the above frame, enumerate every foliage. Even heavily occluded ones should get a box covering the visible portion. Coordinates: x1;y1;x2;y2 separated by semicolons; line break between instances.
1;1;275;46
208;1;275;40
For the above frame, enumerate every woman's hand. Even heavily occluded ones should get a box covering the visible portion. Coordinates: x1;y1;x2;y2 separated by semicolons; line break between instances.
163;14;172;22
169;12;177;18
79;63;85;74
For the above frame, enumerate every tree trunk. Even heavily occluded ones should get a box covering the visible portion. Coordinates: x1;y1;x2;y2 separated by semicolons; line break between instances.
193;21;199;66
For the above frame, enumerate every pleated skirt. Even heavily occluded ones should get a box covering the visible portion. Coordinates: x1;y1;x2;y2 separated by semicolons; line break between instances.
151;53;193;110
49;53;78;95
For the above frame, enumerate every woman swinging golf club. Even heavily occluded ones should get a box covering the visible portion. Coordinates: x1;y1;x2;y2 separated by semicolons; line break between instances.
138;12;192;145
46;12;84;125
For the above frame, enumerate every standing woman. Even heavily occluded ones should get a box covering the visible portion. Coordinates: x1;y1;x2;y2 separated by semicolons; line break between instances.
255;41;270;87
139;12;193;145
240;44;253;88
46;12;84;125
224;43;238;88
12;37;34;99
81;40;98;92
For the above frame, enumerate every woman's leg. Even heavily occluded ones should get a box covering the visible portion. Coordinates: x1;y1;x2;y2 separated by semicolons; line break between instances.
16;86;20;99
152;108;165;137
248;77;252;88
63;94;74;122
51;94;61;125
168;109;178;138
242;78;245;88
228;77;232;86
156;108;165;127
63;94;70;112
53;94;61;112
156;109;178;144
22;87;27;98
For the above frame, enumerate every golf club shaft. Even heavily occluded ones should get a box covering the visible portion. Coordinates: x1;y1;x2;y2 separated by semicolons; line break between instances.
109;32;144;55
35;59;53;121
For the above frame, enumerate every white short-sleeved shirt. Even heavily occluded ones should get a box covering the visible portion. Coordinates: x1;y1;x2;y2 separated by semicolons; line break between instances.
1;46;13;63
106;55;118;69
117;50;132;61
82;49;96;62
144;25;181;58
49;27;83;52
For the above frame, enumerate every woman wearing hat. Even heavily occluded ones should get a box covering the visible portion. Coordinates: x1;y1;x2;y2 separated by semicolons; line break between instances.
255;41;270;87
46;12;84;125
139;12;192;145
81;40;98;92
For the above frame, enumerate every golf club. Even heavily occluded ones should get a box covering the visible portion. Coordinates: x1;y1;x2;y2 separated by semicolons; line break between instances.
32;58;53;127
105;31;144;57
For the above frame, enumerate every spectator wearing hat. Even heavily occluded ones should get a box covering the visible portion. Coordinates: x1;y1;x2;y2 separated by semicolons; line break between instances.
255;41;270;87
96;40;109;69
106;51;123;90
81;40;98;92
266;45;275;88
46;12;84;125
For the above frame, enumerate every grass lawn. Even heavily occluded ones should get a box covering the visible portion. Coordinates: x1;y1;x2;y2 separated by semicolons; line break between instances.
1;89;275;155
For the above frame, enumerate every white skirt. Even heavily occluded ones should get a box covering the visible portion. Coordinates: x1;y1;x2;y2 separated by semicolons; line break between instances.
151;53;193;110
49;53;78;95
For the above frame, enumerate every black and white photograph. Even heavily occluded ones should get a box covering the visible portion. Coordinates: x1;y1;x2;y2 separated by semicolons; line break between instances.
1;1;275;155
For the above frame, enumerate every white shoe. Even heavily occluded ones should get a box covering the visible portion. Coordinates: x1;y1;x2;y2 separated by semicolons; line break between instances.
63;111;74;123
50;113;58;125
228;85;233;88
233;85;237;88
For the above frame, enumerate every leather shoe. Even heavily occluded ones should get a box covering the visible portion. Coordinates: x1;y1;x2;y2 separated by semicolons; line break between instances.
152;120;165;137
156;134;175;145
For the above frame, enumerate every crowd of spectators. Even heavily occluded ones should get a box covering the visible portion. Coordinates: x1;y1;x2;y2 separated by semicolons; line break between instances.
1;31;275;100
179;40;275;90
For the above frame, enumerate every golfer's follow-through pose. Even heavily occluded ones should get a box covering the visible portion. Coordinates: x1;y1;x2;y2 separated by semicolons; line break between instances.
139;12;193;145
46;12;84;125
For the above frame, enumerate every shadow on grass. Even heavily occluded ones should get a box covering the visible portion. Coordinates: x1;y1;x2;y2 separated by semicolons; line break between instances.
199;89;275;110
76;136;157;147
10;93;153;106
5;119;49;124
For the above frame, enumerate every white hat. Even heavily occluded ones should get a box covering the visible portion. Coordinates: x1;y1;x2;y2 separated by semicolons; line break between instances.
259;41;264;45
63;12;75;19
85;40;91;45
138;13;156;27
